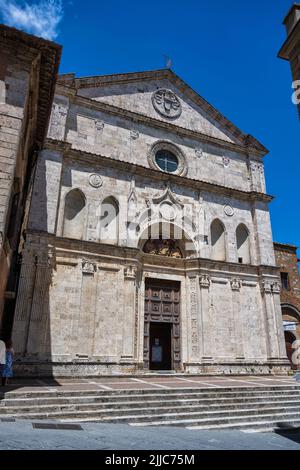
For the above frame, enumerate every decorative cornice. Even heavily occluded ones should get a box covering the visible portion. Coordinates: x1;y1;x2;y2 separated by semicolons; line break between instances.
26;229;281;277
0;24;62;148
44;138;274;204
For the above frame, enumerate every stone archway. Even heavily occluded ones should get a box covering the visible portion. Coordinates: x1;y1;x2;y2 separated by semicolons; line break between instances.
138;221;198;259
282;304;300;370
285;331;298;370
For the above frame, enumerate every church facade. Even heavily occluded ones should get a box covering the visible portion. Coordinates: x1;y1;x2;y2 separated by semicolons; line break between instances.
11;69;289;376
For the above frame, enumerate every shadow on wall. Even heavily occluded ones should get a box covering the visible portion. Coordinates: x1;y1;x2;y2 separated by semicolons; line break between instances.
0;150;58;387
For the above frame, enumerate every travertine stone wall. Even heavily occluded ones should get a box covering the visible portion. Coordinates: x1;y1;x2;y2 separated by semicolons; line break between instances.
12;71;289;376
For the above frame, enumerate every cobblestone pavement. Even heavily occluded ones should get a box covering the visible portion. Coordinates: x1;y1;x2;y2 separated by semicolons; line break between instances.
3;374;300;394
0;420;299;450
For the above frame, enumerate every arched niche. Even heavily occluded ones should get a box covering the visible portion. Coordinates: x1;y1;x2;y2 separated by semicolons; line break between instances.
63;189;86;240
236;224;251;264
99;196;119;245
210;219;226;261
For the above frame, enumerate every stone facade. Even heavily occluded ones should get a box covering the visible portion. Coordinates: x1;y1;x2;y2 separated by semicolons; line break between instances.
0;25;61;332
274;242;300;369
9;67;290;377
278;3;300;118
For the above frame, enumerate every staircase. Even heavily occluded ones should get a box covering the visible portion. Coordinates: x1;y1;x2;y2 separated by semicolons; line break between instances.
1;385;300;431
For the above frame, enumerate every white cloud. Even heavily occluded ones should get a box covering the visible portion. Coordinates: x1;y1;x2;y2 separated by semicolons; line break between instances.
0;0;63;40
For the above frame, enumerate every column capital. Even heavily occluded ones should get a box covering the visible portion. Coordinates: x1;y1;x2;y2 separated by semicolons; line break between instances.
230;278;242;291
199;274;210;288
124;265;137;280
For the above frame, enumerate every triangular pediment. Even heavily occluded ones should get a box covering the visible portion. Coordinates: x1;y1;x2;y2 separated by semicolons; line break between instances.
60;69;266;153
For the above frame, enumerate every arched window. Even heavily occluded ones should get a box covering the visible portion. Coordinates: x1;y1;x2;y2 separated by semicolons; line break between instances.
63;189;86;240
236;224;251;264
99;197;119;245
211;219;226;261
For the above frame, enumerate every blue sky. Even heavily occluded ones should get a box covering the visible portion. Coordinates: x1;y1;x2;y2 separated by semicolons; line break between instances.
1;0;299;252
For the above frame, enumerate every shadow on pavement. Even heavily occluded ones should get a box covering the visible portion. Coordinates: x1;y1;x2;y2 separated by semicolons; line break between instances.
275;425;300;445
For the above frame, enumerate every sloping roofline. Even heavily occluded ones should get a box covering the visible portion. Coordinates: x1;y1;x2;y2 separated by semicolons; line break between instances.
58;68;268;155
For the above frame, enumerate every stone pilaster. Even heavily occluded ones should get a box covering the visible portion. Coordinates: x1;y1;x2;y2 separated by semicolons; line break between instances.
271;280;289;360
12;248;37;354
77;259;97;357
199;274;211;360
121;265;138;361
260;279;280;359
230;278;244;359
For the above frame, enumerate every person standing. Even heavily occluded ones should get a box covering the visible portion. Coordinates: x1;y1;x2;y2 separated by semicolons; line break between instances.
0;340;6;377
2;339;14;387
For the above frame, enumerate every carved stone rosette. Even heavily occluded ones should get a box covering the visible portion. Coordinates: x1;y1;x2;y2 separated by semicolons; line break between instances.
82;259;97;275
230;278;242;291
199;274;210;288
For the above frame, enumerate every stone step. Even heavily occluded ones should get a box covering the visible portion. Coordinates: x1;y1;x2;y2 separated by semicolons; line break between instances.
1;403;300;422
1;393;300;408
2;386;300;402
0;398;300;415
127;410;300;429
2;385;300;400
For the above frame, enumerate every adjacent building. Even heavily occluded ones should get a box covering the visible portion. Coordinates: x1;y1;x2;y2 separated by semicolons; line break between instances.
278;3;300;117
274;242;300;370
0;25;61;336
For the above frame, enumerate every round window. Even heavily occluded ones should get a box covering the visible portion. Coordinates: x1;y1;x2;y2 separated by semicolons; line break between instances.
155;150;179;173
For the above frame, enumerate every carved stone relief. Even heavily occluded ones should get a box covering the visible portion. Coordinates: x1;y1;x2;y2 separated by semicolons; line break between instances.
152;89;182;119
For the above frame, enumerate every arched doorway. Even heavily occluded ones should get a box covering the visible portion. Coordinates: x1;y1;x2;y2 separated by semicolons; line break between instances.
139;222;196;372
282;304;300;370
284;331;298;370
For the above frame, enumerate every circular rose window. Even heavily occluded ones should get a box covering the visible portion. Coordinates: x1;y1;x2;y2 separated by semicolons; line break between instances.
155;150;179;173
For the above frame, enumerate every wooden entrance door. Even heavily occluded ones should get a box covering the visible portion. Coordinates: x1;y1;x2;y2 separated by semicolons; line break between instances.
144;279;180;370
150;323;172;370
